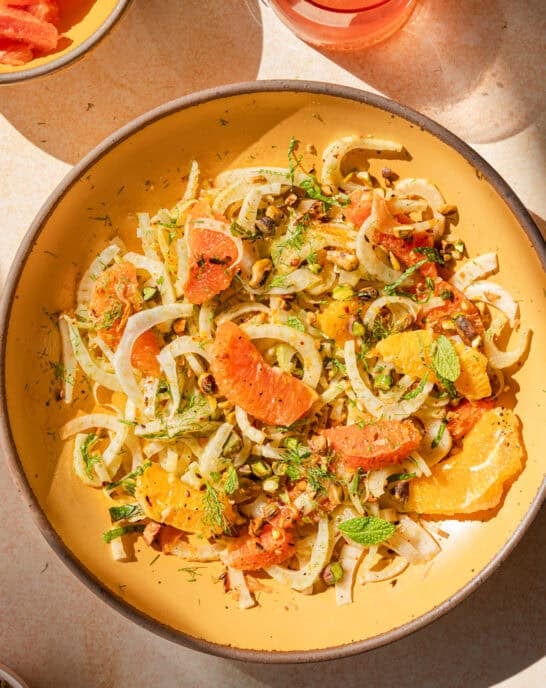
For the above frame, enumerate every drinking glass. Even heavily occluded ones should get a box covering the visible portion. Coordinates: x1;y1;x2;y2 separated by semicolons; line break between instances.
265;0;419;50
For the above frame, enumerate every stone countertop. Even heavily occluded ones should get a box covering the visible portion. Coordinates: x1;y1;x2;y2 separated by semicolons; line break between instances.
0;1;544;686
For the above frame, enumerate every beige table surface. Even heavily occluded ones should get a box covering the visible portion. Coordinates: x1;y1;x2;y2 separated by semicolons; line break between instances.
0;1;544;687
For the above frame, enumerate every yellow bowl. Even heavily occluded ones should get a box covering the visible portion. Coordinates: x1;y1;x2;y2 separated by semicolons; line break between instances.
0;0;131;83
1;82;544;661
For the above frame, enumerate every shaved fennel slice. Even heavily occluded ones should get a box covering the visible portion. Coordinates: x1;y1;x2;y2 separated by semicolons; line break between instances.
157;336;211;416
360;554;409;583
174;238;189;298
356;209;401;283
451;252;498;290
345;340;433;419
237;186;263;233
62;413;128;479
212;180;282;215
464;280;518;326
266;517;331;591
77;241;123;305
66;319;123;392
362;295;420;329
198;302;215;338
241;323;322;388
73;433;109;486
267;268;321;295
114;304;193;409
227;567;256;609
335;542;364;606
181;159;199;202
393;178;446;239
484;324;530;369
321;135;404;189
388;516;440;564
214;165;298;188
123;251;175;304
235;406;266;444
320;379;350;405
58;315;77;404
215;302;270;325
137;212;161;262
419;419;452;466
198;422;233;477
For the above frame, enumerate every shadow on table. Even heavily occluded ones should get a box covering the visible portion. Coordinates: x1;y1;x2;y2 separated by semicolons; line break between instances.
314;0;545;145
0;0;263;164
235;504;545;688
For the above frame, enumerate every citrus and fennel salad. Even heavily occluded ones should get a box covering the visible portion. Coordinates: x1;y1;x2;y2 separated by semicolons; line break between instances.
57;135;528;608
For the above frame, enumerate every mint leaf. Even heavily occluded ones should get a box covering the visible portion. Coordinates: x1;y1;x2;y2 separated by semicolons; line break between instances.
108;504;145;523
338;516;396;546
431;335;460;382
223;465;239;495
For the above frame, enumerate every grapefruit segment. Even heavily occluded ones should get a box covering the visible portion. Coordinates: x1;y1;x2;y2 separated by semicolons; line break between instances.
0;6;57;51
323;420;422;470
406;408;524;515
210;321;318;427
184;223;240;304
447;399;494;441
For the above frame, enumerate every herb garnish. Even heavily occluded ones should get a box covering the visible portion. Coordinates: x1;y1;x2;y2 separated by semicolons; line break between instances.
81;433;100;479
104;461;152;496
401;373;429;400
287;316;305;332
229;219;262;242
337;516;396;546
202;481;230;533
413;246;445;265
178;566;204;582
382;258;428;296
386;472;417;483
108;503;145;523
223;465;239;495
102;524;146;543
431;419;448;449
431;335;460;382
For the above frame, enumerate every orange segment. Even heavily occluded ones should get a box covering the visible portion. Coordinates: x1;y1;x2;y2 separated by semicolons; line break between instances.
447;399;494;441
372;329;491;399
406;408;524;515
323;420;422;470
316;299;362;345
453;342;491;400
131;329;161;378
184;223;239;304
135;463;235;538
372;329;434;380
210;321;318;427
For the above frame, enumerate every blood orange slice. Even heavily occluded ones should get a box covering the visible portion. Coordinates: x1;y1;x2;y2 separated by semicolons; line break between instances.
323;420;422;470
210;321;318;427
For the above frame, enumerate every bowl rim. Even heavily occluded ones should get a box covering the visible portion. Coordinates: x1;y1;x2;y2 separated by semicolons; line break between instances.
0;80;544;663
0;0;132;84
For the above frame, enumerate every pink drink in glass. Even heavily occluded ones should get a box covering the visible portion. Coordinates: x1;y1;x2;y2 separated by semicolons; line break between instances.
268;0;418;50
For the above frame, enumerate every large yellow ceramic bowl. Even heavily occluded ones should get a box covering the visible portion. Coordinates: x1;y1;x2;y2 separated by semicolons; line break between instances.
0;0;131;83
1;82;544;661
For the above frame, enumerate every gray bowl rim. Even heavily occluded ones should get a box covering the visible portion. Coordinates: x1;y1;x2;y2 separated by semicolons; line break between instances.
0;0;132;84
0;80;544;663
